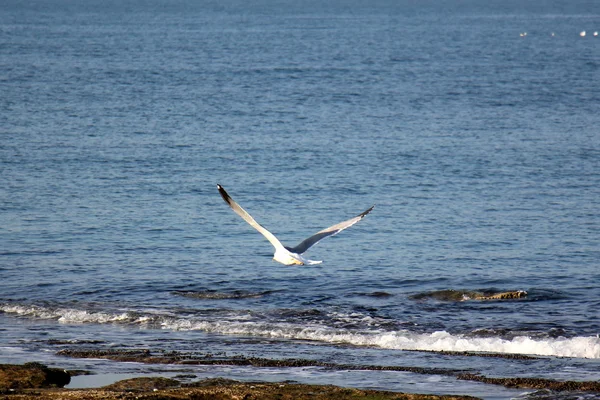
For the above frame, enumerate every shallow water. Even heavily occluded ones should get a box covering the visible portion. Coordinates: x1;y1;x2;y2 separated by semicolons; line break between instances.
1;0;600;398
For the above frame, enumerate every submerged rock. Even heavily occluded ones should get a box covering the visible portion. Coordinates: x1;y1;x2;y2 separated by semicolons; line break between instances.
474;291;527;300
457;373;600;391
410;289;527;302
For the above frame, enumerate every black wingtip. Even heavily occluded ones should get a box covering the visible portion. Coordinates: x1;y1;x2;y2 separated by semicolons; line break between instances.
360;205;375;218
217;184;233;206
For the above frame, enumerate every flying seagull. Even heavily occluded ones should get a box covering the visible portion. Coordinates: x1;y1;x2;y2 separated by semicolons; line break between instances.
217;184;374;265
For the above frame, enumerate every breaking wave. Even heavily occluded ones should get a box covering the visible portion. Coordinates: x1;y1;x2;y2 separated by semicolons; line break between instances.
0;303;155;325
2;302;599;359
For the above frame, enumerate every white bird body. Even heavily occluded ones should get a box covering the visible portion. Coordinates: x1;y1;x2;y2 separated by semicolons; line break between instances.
273;247;315;265
217;184;373;266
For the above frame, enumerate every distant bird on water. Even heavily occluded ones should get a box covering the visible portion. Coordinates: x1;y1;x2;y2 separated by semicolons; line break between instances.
217;184;374;265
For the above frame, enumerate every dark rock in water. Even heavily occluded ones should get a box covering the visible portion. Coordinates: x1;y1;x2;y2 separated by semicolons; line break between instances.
173;373;197;380
0;362;71;389
475;291;527;300
457;373;600;391
67;369;94;377
172;290;275;299
56;348;192;364
371;291;394;297
410;289;527;302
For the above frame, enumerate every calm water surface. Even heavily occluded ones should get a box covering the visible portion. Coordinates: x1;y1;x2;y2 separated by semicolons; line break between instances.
1;1;600;398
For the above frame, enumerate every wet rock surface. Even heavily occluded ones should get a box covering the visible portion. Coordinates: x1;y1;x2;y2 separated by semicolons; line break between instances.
55;349;471;376
53;349;600;393
103;377;181;392
410;290;528;302
0;365;478;399
457;374;600;391
3;359;600;400
0;362;71;390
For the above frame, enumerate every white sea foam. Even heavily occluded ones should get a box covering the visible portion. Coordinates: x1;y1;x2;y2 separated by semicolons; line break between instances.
0;304;131;324
2;303;599;359
163;320;600;359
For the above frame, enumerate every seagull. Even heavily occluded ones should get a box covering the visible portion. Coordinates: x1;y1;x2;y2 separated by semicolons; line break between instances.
217;184;374;265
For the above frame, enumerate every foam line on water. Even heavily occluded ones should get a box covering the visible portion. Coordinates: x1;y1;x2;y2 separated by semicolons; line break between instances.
161;318;600;359
2;303;599;359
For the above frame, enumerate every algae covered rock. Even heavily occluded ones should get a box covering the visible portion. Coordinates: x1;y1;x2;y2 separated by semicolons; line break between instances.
410;289;527;302
102;376;181;391
0;362;71;389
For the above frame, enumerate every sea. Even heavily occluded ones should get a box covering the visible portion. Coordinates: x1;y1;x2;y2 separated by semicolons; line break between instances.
1;0;599;399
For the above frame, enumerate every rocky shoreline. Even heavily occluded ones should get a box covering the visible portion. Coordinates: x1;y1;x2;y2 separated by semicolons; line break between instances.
1;363;476;400
3;348;600;399
53;349;600;392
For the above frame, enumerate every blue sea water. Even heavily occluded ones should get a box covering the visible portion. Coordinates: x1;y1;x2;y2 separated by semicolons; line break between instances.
1;0;600;398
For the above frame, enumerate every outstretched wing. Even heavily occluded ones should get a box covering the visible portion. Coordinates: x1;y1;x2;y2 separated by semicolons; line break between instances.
289;205;374;254
217;184;285;251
